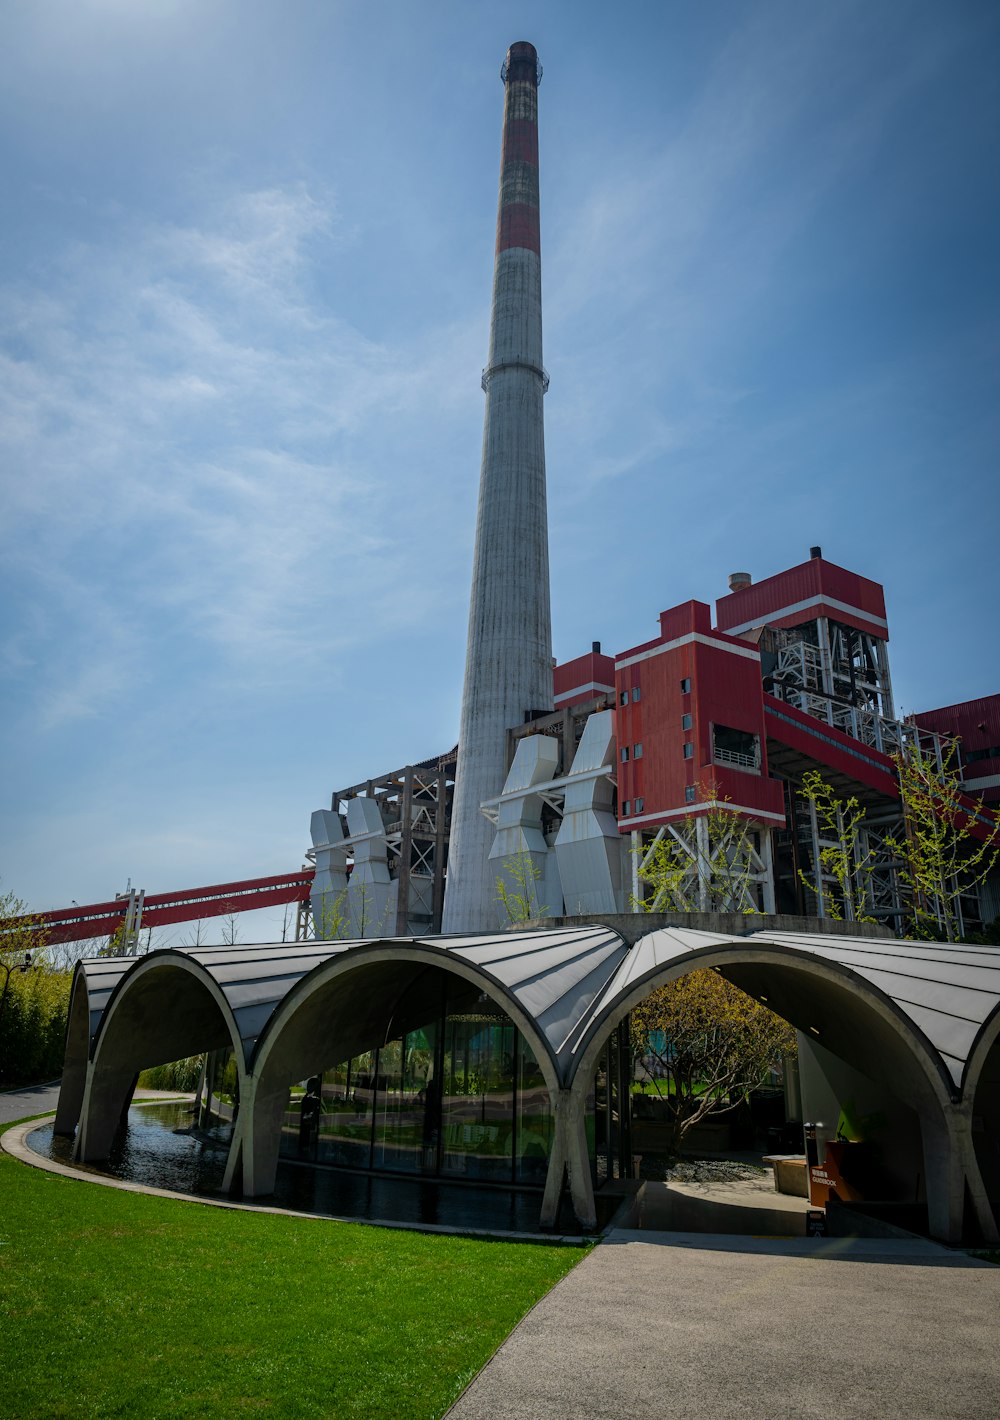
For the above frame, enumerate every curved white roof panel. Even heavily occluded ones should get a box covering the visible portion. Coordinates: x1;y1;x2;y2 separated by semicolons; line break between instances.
74;926;1000;1100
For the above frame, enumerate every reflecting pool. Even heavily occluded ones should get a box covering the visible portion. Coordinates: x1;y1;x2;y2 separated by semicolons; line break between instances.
27;1102;595;1234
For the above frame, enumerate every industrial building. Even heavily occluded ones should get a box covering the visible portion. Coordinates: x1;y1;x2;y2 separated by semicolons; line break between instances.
310;545;1000;942
48;40;1000;1248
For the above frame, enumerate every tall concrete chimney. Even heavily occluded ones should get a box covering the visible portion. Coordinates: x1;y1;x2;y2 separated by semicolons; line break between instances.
442;42;552;933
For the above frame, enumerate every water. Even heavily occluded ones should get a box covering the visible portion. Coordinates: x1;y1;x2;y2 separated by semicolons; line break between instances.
27;1102;595;1234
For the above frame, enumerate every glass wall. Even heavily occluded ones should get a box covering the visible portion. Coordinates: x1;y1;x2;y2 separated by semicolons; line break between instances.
590;1021;633;1187
197;1048;239;1145
276;971;554;1189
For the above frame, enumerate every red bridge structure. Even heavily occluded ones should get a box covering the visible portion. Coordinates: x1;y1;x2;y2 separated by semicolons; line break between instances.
20;870;316;948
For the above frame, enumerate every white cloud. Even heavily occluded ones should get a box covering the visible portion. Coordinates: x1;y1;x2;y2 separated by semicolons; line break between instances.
0;180;483;728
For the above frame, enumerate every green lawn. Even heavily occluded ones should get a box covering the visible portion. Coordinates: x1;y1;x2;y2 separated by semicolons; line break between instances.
0;1119;585;1419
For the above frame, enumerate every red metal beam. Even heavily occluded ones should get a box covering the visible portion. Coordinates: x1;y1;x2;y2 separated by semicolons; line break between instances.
16;870;316;945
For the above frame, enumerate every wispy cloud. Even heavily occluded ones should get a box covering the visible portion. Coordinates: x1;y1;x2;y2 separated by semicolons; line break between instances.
0;180;482;727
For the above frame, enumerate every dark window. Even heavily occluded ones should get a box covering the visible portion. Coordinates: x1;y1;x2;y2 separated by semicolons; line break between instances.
967;744;1000;764
680;678;691;694
685;785;696;804
681;713;692;731
620;746;629;762
620;690;629;706
621;800;630;816
683;743;693;760
712;723;759;770
634;743;643;759
635;797;644;813
631;686;641;702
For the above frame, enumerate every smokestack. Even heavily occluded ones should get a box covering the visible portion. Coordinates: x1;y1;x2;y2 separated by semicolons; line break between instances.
810;545;823;560
728;572;752;592
442;43;552;933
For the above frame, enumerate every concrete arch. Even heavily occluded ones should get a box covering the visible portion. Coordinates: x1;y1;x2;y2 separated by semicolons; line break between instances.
234;939;564;1200
76;952;246;1166
53;967;97;1138
563;942;969;1241
965;1001;1000;1238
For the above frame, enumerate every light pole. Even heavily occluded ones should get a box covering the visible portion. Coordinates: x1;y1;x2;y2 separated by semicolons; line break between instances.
0;950;34;1038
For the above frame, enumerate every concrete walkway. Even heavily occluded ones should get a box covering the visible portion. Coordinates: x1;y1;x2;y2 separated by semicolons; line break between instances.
447;1227;1000;1420
636;1174;812;1234
0;1083;187;1127
0;1081;62;1125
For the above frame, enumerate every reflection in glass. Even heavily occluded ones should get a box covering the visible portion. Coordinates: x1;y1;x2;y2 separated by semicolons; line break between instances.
198;1048;238;1145
270;969;553;1193
442;1006;514;1182
516;1035;551;1183
318;1050;375;1168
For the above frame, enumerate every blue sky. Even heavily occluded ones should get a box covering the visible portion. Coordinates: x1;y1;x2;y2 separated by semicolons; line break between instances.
2;1;998;938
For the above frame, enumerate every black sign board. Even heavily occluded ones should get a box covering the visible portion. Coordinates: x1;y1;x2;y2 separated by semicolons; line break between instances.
806;1209;827;1237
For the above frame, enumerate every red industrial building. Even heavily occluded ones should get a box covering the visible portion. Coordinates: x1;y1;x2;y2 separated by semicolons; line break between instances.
34;550;997;947
541;546;998;934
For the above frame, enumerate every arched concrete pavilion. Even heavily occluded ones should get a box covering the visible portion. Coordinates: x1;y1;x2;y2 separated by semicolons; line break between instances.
60;924;1000;1244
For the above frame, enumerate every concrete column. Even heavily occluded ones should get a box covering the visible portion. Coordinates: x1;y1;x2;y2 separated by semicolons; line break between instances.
53;1056;88;1138
443;41;552;933
75;1060;137;1163
922;1107;967;1244
540;1086;596;1231
240;1080;290;1198
540;1090;568;1229
956;1111;1000;1244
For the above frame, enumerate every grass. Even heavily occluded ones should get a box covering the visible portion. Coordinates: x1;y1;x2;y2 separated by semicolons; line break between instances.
0;1119;585;1419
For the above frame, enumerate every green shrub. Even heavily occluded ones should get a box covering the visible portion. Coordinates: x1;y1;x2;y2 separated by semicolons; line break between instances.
0;967;71;1086
136;1055;205;1091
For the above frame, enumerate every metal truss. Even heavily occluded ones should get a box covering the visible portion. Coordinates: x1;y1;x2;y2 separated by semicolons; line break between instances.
636;814;776;914
767;616;901;754
314;749;457;936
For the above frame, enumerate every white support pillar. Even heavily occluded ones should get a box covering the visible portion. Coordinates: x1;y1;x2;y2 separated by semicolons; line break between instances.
309;808;349;939
344;798;397;938
540;1087;596;1232
554;711;623;916
489;734;562;923
761;828;776;914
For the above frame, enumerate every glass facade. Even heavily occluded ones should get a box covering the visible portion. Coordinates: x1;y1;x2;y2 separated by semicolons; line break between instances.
197;1048;239;1145
591;1023;633;1187
277;972;554;1190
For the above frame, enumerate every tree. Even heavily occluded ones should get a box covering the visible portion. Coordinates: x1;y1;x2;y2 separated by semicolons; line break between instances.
887;739;1000;942
632;781;769;913
495;849;548;926
0;890;69;1086
630;969;796;1154
312;888;350;940
797;769;877;922
0;890;40;1038
220;913;241;947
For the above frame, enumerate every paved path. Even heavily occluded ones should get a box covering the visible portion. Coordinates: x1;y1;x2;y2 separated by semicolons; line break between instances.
0;1081;61;1125
0;1083;187;1127
447;1228;1000;1420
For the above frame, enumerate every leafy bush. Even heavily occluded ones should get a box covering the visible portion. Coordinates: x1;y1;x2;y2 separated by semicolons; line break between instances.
137;1055;205;1091
0;966;72;1086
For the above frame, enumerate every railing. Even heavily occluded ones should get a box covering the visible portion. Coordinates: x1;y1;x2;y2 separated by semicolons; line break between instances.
713;745;758;770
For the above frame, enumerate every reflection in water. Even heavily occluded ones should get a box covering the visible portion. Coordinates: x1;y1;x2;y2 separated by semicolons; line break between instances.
27;1103;591;1233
